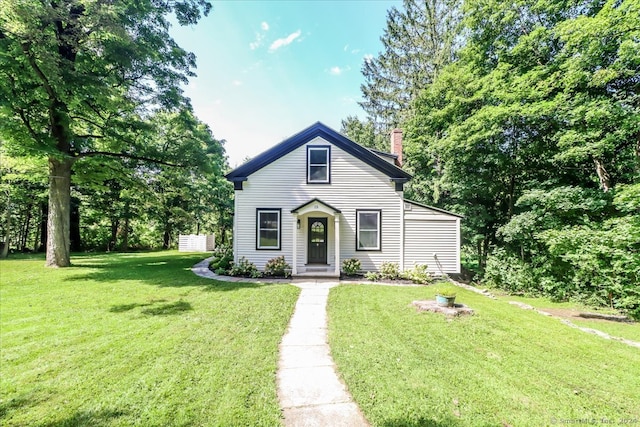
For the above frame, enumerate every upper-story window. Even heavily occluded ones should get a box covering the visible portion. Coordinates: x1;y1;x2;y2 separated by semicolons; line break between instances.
307;146;330;183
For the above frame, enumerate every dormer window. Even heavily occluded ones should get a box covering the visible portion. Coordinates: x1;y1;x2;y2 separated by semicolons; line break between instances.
307;146;330;183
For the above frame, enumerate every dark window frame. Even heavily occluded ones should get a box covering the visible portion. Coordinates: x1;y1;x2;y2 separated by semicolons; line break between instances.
355;209;382;251
306;145;331;184
256;208;282;250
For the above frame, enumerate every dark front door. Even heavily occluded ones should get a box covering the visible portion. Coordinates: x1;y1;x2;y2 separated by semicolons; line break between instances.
308;217;328;264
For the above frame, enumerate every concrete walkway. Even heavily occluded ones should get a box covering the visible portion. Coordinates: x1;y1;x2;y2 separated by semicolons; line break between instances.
191;258;369;426
278;280;369;426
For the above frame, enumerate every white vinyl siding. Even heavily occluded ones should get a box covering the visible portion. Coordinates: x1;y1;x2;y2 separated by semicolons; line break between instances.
234;137;403;271
404;203;460;274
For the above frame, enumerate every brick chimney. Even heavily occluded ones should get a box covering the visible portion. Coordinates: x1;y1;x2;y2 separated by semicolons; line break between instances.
390;128;403;167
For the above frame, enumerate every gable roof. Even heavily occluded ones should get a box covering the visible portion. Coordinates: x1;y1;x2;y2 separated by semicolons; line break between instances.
225;122;412;182
404;199;465;218
291;198;342;215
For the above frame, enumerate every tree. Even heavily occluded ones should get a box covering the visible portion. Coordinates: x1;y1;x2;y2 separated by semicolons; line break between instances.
360;0;462;131
340;116;388;151
0;0;211;266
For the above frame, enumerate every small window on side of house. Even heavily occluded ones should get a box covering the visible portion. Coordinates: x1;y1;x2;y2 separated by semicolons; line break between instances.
307;146;330;183
356;210;381;251
257;209;281;250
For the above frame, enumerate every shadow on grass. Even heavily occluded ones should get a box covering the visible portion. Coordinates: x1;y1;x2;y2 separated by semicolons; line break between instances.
40;409;128;427
109;299;191;316
382;416;463;427
141;300;192;316
57;252;274;292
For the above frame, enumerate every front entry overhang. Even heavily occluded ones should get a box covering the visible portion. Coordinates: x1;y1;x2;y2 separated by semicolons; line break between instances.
291;198;341;276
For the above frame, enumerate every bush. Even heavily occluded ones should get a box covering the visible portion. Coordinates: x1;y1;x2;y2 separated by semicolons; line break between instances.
264;256;291;277
364;271;381;281
228;257;261;278
380;261;401;280
342;258;361;276
209;245;233;272
403;263;432;284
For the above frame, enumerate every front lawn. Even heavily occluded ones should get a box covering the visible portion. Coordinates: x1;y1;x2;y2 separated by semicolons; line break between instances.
0;251;299;426
328;284;640;426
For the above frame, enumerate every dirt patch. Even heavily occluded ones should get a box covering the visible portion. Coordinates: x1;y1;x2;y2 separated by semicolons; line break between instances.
538;308;634;324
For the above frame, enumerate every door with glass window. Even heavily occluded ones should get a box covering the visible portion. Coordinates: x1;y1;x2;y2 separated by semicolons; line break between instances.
307;217;327;264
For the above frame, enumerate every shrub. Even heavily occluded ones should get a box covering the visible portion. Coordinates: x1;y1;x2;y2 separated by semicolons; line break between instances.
403;263;432;284
364;271;381;281
342;258;361;276
264;256;291;277
214;267;227;275
209;245;233;272
228;257;261;278
380;261;401;280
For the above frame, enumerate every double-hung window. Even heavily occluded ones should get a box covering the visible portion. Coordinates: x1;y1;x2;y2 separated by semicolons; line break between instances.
257;209;281;250
307;146;330;183
356;210;381;250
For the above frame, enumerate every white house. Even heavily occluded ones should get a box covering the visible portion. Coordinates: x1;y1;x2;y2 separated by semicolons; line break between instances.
225;122;462;278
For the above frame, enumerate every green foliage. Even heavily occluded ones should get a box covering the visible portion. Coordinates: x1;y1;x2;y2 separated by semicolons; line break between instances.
402;263;433;284
209;245;233;273
0;0;214;265
341;258;362;276
228;257;261;278
360;0;462;130
364;271;381;281
380;261;401;280
395;0;639;317
435;284;457;297
264;256;291;278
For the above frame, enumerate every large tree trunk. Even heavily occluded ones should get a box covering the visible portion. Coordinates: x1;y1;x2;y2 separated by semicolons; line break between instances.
45;157;73;267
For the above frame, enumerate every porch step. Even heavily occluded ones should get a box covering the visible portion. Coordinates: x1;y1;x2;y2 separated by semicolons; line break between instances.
293;271;340;279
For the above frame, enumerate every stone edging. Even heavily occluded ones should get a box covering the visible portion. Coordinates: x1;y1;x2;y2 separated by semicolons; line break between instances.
507;301;640;349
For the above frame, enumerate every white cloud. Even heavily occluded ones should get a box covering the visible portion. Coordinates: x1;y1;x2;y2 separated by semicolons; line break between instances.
269;30;301;52
261;21;269;31
232;80;242;86
343;44;349;51
329;65;351;76
249;32;265;50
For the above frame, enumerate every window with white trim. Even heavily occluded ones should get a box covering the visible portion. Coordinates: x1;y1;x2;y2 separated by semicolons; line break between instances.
257;209;281;250
307;146;330;183
356;210;381;250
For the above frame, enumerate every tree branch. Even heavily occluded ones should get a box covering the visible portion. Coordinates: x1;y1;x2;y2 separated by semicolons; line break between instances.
21;42;56;101
76;151;183;167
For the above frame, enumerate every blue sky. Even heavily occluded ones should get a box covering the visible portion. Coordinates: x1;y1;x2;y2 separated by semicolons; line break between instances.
169;0;401;167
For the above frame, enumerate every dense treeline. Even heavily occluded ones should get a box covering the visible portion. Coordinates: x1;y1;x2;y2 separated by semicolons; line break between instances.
344;0;639;317
0;111;233;255
0;1;232;262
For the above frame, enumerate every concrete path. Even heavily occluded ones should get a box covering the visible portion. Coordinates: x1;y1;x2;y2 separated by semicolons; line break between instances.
278;280;369;427
191;259;369;426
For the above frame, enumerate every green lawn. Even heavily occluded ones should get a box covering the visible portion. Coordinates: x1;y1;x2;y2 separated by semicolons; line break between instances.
494;293;640;343
0;251;300;427
328;283;640;427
